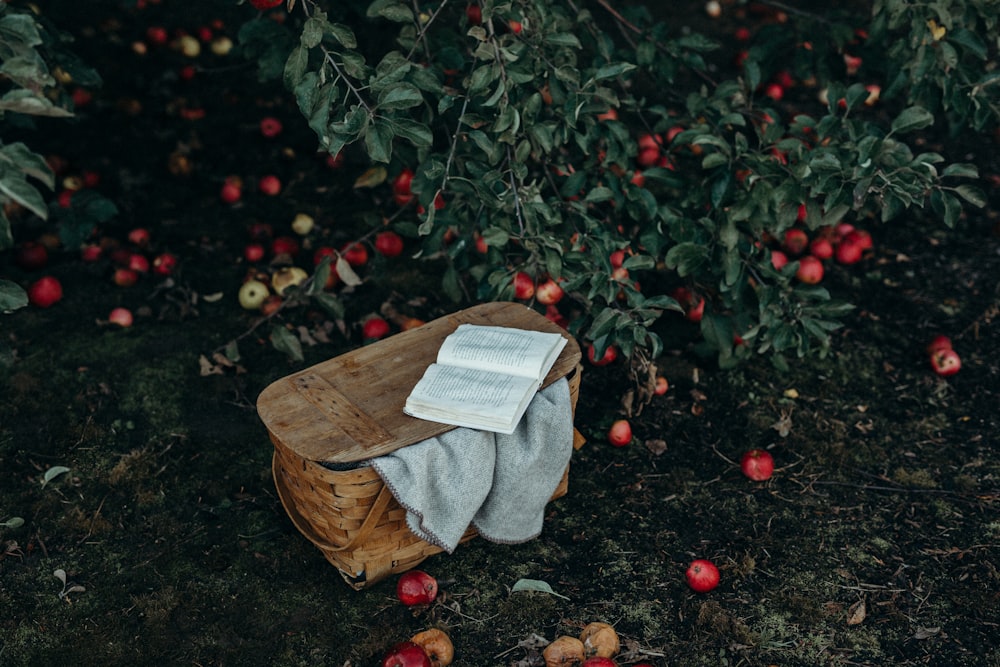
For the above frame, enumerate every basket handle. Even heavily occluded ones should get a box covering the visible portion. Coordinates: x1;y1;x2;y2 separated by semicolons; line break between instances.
328;483;395;552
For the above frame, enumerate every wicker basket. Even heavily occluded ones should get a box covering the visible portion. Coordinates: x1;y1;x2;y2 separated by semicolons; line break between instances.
259;303;584;590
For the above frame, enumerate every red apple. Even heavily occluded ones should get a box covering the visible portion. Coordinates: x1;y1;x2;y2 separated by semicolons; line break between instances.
127;227;151;247
763;82;784;101
271;236;300;258
374;231;404;258
81;244;102;262
809;237;834;260
27;276;63;308
146;26;169;46
508;19;522;34
926;335;953;356
259;116;283;138
654;376;669;395
581;658;617;667
244;242;266;263
258;174;282;196
152;252;177;276
834;239;862;265
535;278;564;305
845;228;872;251
466;3;482;25
770;249;789;270
544;304;568;328
930;348;961;377
782;228;809;256
512;271;535;300
14;241;48;271
609;249;626;269
380;641;432;667
795;255;824;284
220;177;242;203
392;168;415;206
128;253;150;274
685;559;720;593
362;316;390;341
636;146;660;167
325;151;344;169
396;570;438;607
340;241;369;267
249;0;283;9
259;294;284;317
587;343;617;366
313;246;337;266
108;307;134;327
740;449;774;481
248;222;273;241
113;268;139;287
671;287;705;322
607;420;632;447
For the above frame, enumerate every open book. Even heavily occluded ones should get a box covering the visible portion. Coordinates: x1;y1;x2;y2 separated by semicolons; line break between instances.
404;324;568;434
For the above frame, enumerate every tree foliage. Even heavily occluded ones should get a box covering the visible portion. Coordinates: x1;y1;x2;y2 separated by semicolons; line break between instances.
242;0;986;377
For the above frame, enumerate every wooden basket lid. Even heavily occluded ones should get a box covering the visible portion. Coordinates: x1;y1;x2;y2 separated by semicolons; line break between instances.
256;302;581;464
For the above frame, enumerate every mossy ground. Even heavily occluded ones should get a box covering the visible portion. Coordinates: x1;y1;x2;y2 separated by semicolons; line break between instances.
2;2;999;666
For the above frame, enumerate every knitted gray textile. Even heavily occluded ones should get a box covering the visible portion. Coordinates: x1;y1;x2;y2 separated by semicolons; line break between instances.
370;378;573;553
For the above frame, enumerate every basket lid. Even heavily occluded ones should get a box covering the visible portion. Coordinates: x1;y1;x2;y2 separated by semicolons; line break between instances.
256;302;581;464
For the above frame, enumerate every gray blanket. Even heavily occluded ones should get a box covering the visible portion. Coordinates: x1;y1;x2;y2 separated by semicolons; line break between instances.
371;379;573;553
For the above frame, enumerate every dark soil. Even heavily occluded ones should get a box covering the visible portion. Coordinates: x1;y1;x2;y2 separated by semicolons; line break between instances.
2;2;998;666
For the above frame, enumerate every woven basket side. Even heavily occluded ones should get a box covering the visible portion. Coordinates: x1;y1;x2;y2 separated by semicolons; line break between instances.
273;360;583;589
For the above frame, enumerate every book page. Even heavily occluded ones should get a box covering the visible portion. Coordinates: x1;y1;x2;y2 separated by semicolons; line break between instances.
436;324;567;380
403;364;538;434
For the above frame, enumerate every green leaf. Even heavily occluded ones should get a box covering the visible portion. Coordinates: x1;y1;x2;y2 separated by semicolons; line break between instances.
366;0;413;23
701;153;728;169
0;279;28;312
283;45;308;89
0;142;54;188
312;292;344;319
0;171;47;219
664;243;709;277
301;17;325;48
329;23;357;48
224;340;241;363
546;33;581;49
591;62;636;81
41;466;71;488
391;118;433;147
270;325;304;362
953;184;987;208
377;83;424;110
890;106;934;134
364;121;394;163
941;163;978;179
442;265;462;302
0;89;72;117
510;578;569;600
584;187;614;203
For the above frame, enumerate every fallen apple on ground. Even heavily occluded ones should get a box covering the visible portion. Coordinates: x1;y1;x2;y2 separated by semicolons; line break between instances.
27;276;63;308
740;449;775;481
238;279;269;310
930;348;961;377
108;307;134;328
607;420;632;447
396;570;438;607
542;636;585;667
686;559;720;593
409;628;453;667
580;621;619;658
363;316;391;341
380;641;431;667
